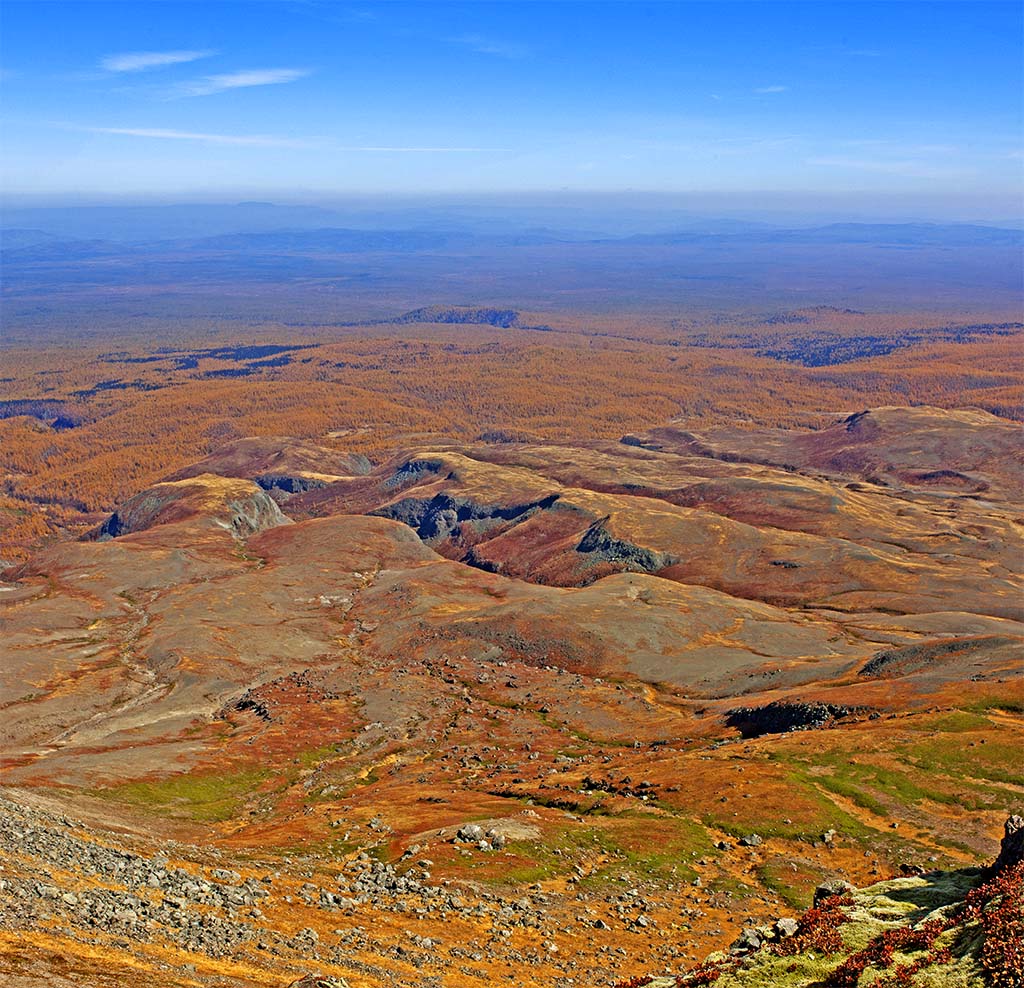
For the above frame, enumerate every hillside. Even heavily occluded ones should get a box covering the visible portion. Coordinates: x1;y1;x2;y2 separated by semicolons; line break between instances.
1;403;1021;986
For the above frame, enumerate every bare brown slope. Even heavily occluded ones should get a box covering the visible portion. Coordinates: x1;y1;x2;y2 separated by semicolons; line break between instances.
256;407;1024;620
627;405;1023;498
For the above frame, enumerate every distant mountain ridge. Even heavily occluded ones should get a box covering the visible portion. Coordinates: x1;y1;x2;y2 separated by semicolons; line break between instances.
3;210;1021;322
3;220;1021;278
2;206;1021;251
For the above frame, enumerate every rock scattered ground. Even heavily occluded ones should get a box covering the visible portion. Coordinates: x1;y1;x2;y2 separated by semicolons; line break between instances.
0;790;742;986
5;791;1018;987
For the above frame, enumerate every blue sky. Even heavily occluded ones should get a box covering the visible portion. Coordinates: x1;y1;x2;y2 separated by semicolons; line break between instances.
2;1;1021;216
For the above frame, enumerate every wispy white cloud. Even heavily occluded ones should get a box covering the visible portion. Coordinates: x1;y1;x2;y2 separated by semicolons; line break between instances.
101;50;214;73
177;68;310;97
74;126;499;152
81;126;315;148
447;34;531;59
754;85;788;94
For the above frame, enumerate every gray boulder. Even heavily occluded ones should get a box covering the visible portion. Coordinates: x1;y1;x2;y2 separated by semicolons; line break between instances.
775;916;800;938
813;878;855;906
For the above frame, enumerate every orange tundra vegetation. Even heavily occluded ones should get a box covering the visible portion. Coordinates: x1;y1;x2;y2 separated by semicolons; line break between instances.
0;308;1021;562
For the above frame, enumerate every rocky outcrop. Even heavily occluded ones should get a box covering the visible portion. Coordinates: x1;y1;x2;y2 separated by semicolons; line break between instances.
373;492;557;543
575;519;676;573
255;473;329;495
813;878;855;906
93;474;289;540
724;700;861;738
382;457;447;490
992;814;1024;875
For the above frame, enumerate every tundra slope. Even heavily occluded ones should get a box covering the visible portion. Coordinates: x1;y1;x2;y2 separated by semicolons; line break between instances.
0;405;1021;987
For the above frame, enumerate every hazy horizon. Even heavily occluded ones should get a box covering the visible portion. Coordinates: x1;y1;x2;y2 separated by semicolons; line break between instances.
4;191;1023;232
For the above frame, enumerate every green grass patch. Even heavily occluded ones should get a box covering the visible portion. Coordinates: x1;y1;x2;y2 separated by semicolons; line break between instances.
906;737;1024;787
594;813;712;885
297;742;343;769
98;767;271;822
703;768;873;843
962;695;1024;715
818;757;961;811
907;711;992;733
771;743;1009;825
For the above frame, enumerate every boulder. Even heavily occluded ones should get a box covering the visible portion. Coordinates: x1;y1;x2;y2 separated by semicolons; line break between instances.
775;917;799;938
731;927;763;952
991;813;1024;874
813;878;855;906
